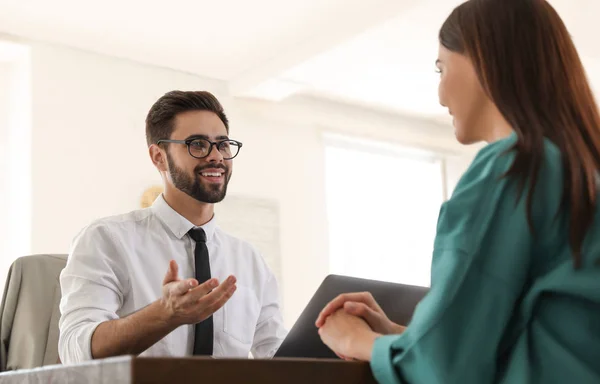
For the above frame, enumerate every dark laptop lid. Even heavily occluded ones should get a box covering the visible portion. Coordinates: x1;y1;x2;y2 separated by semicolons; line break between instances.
274;274;429;359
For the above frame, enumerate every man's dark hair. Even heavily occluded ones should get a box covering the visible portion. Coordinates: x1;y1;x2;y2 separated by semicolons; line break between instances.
145;90;229;146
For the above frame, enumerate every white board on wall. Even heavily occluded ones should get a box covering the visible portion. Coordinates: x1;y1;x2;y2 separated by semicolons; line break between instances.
214;195;282;287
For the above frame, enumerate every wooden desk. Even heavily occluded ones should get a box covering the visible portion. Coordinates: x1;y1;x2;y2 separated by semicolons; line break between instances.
0;356;378;383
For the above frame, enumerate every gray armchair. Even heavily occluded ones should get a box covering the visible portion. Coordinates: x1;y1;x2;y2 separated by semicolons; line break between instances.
0;254;67;371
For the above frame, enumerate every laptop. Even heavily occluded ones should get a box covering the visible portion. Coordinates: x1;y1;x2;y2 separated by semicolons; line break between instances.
274;274;429;359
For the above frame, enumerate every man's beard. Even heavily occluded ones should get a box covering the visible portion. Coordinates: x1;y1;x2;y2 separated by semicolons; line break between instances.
166;153;230;204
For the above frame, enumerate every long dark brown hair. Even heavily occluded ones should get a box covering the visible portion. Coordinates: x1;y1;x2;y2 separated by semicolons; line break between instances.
440;0;600;268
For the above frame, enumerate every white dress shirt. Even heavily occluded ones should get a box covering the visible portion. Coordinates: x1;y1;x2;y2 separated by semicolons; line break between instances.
58;195;287;364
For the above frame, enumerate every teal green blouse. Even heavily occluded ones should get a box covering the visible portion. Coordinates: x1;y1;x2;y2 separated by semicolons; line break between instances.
371;134;600;383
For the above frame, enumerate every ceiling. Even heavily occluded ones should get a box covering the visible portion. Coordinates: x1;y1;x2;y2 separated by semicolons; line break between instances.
0;0;598;122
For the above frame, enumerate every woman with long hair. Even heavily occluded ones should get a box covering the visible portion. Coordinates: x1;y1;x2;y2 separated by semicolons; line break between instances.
315;0;600;382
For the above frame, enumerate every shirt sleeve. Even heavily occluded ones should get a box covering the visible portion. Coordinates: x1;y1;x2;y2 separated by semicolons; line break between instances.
251;271;288;358
370;141;534;384
58;222;129;364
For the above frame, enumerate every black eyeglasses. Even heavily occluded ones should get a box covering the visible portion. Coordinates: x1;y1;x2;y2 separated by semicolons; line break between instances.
157;138;243;160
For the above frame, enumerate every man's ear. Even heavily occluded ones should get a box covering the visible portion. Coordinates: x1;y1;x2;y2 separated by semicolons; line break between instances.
149;144;168;172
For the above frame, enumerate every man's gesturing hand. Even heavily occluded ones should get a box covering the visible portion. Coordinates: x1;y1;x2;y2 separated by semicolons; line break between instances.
160;260;237;327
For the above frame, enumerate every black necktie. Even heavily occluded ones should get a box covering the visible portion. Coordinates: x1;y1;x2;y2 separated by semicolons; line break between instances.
188;227;213;356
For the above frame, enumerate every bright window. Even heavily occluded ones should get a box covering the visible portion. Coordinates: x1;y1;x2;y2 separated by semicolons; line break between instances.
324;134;445;287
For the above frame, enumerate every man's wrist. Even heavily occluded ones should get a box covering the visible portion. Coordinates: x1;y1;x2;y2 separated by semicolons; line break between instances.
153;299;178;330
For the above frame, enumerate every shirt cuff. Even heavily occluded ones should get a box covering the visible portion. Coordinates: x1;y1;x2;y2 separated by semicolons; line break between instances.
370;334;403;384
62;321;102;364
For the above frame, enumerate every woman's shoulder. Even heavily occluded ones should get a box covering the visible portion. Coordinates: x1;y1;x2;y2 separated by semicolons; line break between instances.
468;133;562;179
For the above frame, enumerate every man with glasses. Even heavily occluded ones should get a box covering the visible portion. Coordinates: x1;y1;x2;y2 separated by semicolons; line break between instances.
58;91;287;364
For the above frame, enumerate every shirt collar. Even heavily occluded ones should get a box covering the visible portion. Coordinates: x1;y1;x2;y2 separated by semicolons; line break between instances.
151;194;217;242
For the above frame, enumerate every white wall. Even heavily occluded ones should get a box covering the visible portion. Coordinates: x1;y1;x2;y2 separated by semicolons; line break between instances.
0;62;13;277
227;103;330;325
0;42;31;285
4;37;475;327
